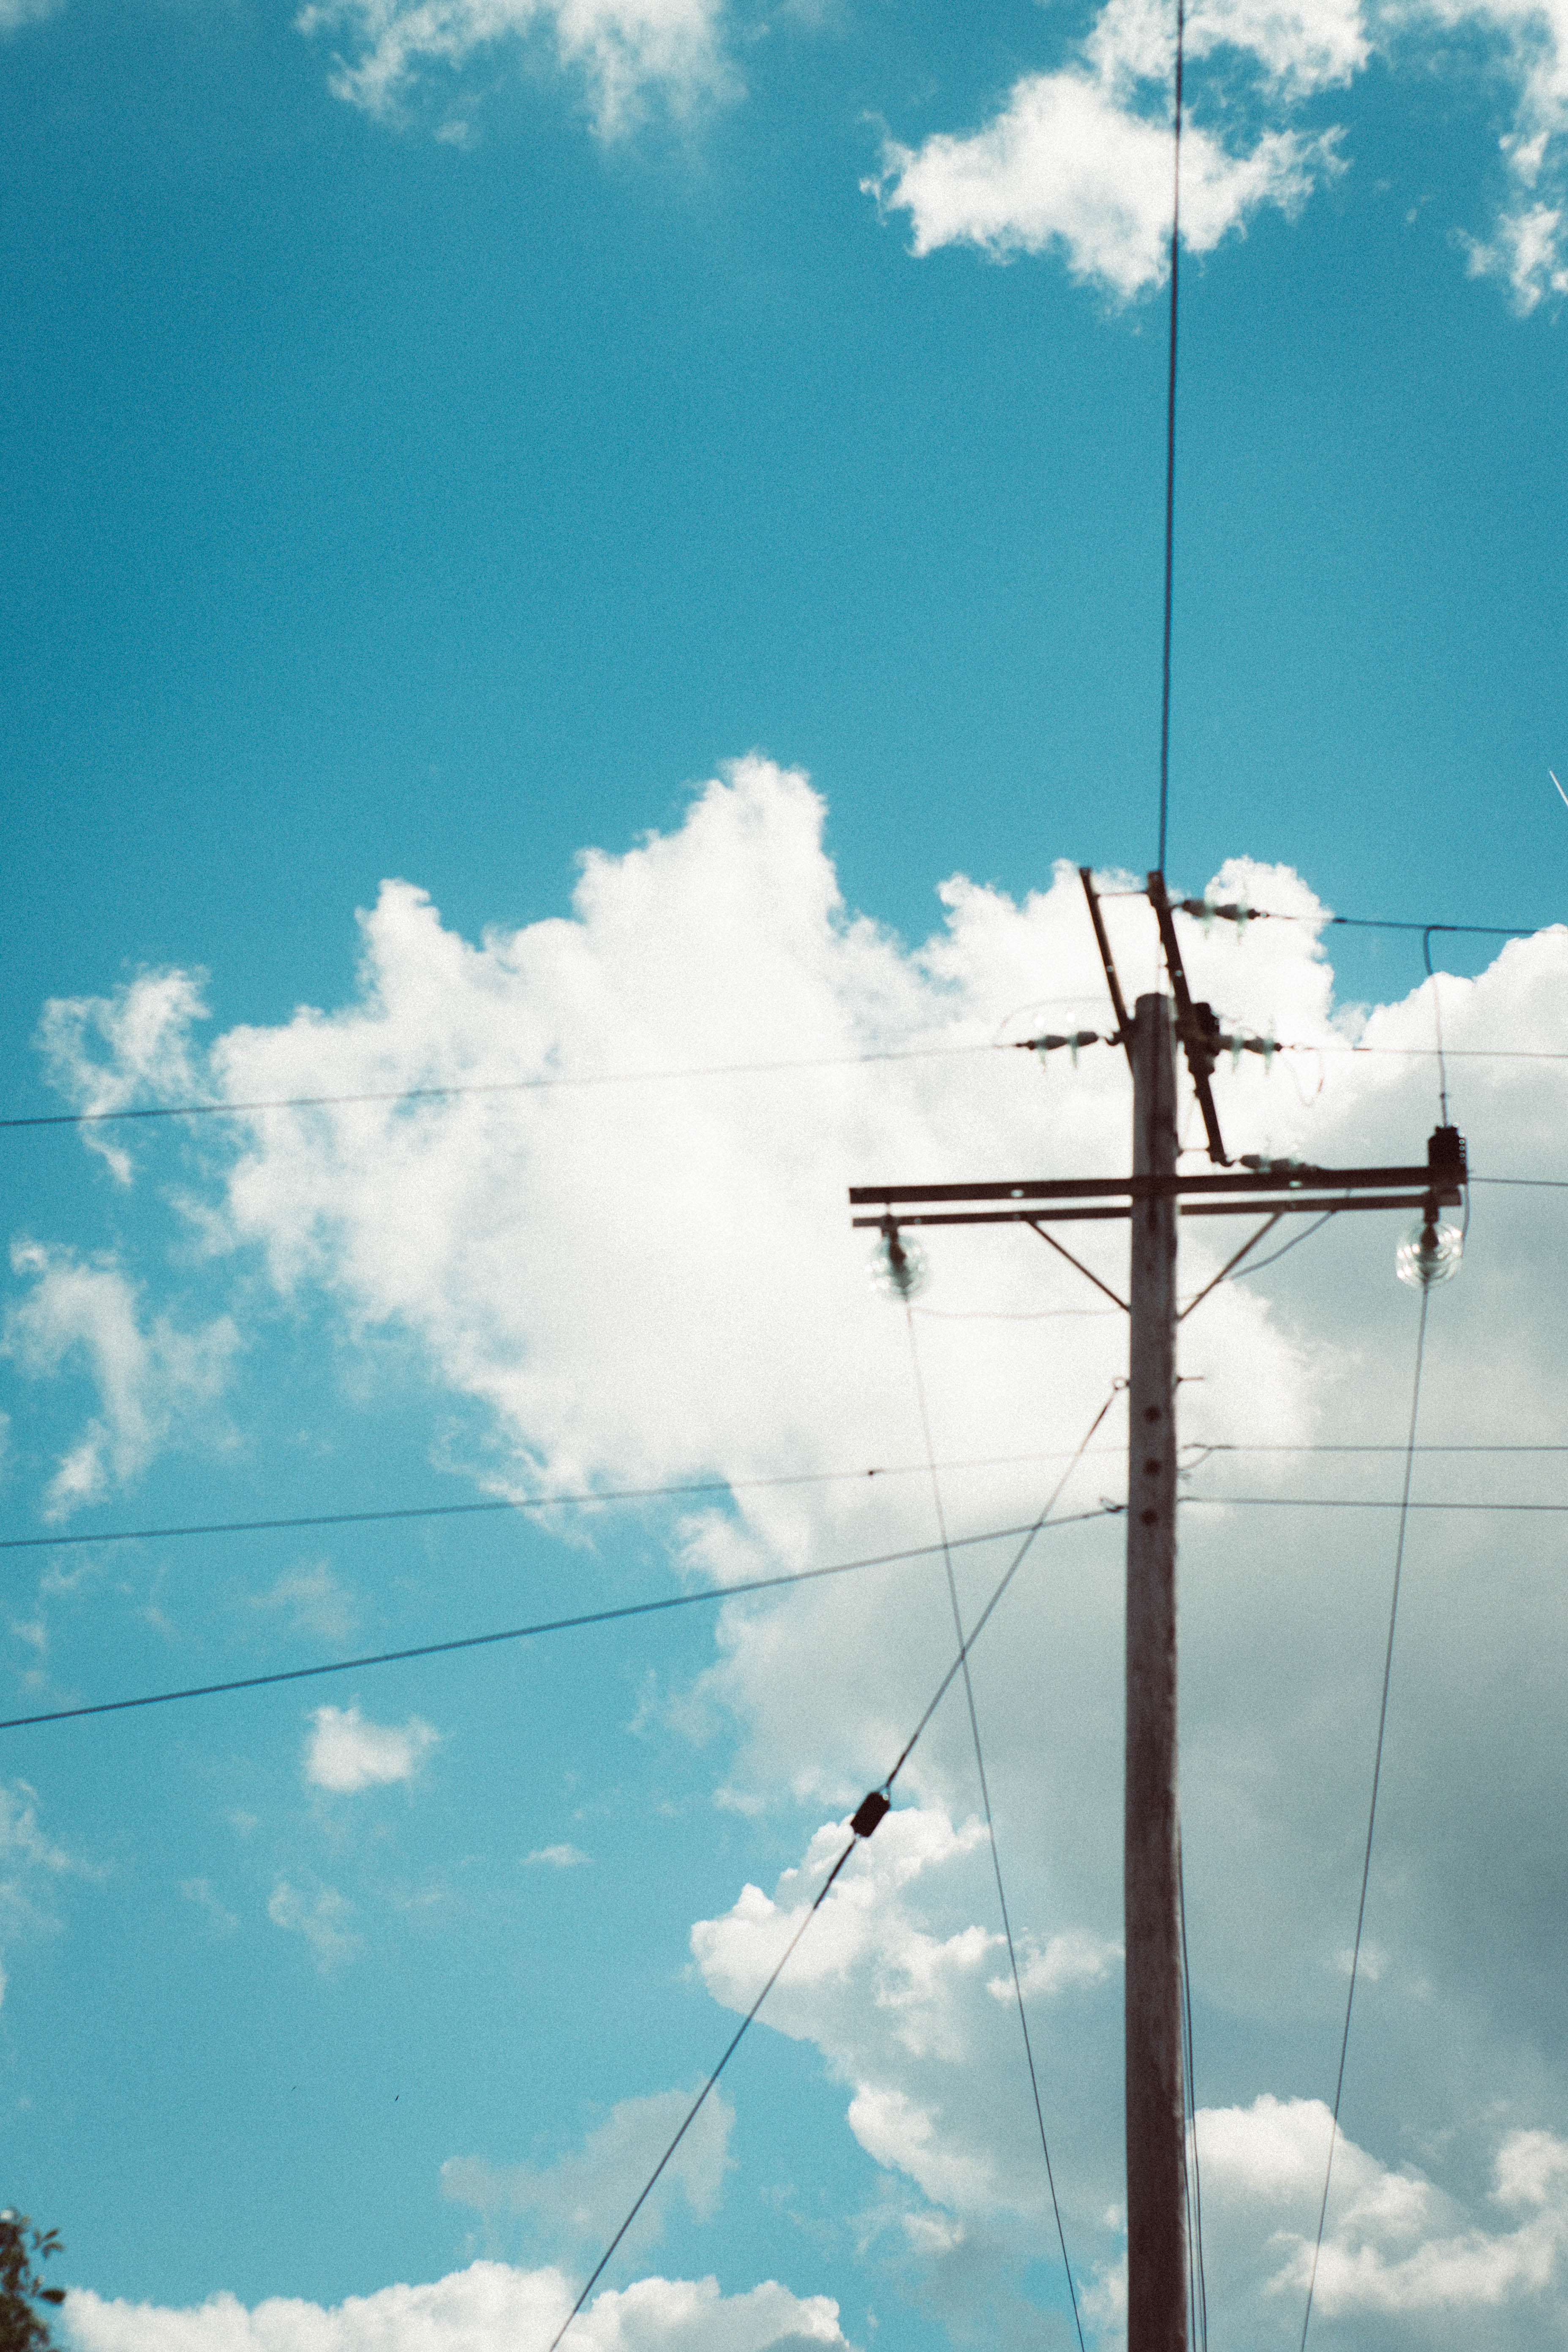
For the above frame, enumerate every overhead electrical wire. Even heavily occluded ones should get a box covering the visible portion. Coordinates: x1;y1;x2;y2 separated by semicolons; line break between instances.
1219;1209;1334;1282
2;1443;1556;1561
1156;0;1186;875
0;1041;1001;1132
904;1307;1087;2351
544;1390;1125;2352
0;1449;1126;1556
1298;1291;1431;2352
1198;1441;1568;1452
5;1039;1568;1142
1098;896;1543;941
1181;1495;1568;1512
0;1513;1123;1737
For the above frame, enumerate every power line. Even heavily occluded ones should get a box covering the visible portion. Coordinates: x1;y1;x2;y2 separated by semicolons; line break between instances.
1099;895;1546;940
905;1309;1086;2352
6;1039;1568;1142
0;1450;1123;1556
1222;1209;1333;1282
1181;1495;1568;1512
1157;0;1186;875
1298;1290;1431;2352
546;1395;1124;2352
0;1513;1119;1736
1314;1047;1568;1062
0;1042;996;1132
1188;1442;1568;1454
3;1442;1553;1560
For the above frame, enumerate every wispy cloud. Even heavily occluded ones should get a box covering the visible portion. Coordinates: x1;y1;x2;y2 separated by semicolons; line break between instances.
296;0;735;142
443;2082;735;2250
267;1878;359;1970
4;1242;237;1518
181;1878;240;1937
251;1561;358;1644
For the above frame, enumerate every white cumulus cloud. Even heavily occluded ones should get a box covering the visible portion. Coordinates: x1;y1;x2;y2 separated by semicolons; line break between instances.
304;1704;441;1792
1198;2096;1568;2328
63;2261;851;2352
867;68;1336;297
871;0;1568;305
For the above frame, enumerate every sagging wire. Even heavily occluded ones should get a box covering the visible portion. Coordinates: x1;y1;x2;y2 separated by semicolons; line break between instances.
1176;1214;1285;1322
1298;1288;1432;2352
905;1307;1088;2352
1227;1210;1336;1280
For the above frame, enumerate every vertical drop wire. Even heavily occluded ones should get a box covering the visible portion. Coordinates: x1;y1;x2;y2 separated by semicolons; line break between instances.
904;1309;1087;2352
1298;1288;1432;2352
1158;0;1186;879
1422;927;1450;1124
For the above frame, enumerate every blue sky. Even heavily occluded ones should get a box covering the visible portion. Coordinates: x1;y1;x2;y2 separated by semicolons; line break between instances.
2;0;1568;2345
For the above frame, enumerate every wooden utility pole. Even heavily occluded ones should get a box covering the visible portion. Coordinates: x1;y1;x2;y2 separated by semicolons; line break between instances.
1124;993;1186;2352
847;872;1464;2349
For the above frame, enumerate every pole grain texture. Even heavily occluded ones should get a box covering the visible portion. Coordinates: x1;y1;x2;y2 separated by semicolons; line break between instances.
1125;991;1188;2351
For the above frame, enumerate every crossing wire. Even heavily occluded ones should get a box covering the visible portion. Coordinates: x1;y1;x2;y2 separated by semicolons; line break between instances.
905;1306;1088;2352
1298;1288;1432;2352
546;1389;1124;2352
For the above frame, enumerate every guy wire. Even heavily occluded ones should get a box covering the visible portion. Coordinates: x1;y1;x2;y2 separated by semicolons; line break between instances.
550;1390;1124;2348
904;1307;1086;2352
1298;1286;1432;2352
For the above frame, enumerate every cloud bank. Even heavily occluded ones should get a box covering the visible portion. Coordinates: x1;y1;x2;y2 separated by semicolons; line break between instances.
64;2262;851;2352
26;758;1568;2342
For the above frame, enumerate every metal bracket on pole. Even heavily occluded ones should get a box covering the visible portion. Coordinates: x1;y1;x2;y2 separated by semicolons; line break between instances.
1147;873;1228;1166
